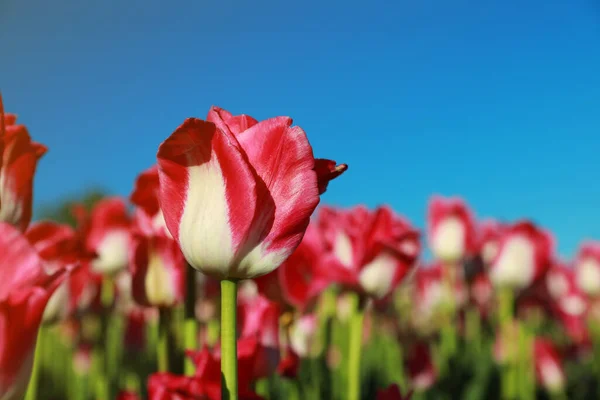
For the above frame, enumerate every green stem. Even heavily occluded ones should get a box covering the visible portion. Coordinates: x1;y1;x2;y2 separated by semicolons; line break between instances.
347;293;364;400
158;308;171;372
221;279;238;400
24;325;45;400
184;265;198;376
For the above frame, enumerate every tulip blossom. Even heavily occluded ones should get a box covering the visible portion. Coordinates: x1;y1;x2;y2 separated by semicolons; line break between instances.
116;390;141;400
412;265;467;323
289;314;318;358
427;196;476;263
574;242;600;297
156;106;346;279
130;165;170;237
0;222;67;400
149;338;264;400
534;338;566;393
489;221;553;290
0;94;47;232
129;233;185;308
477;220;505;267
86;197;132;275
546;262;575;300
377;384;413;400
254;223;331;310
238;293;281;379
406;342;436;391
318;205;420;300
25;221;83;323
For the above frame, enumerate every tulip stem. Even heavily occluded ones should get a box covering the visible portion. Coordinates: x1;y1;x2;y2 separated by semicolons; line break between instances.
221;278;238;400
348;293;364;400
184;265;198;376
158;308;171;372
24;324;45;400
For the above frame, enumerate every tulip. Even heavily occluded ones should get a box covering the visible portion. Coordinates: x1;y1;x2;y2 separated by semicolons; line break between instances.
0;222;67;400
318;205;420;300
406;342;437;391
546;262;575;300
157;106;346;398
0;94;47;232
427;196;476;264
130;165;170;237
574;242;600;297
129;233;185;308
237;294;281;379
377;384;413;400
476;220;505;267
534;338;565;393
254;223;331;310
489;221;553;291
86;197;132;275
25;221;82;324
289;314;318;358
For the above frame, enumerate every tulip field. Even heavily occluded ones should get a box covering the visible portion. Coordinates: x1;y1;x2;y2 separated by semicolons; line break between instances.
4;93;600;400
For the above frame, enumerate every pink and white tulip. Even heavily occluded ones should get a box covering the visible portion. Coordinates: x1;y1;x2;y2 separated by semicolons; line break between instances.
156;107;346;279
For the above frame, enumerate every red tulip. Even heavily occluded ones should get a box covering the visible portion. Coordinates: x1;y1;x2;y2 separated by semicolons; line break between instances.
546;262;575;300
156;106;346;279
129;233;185;308
277;347;301;379
318;205;420;299
86;197;132;275
534;338;565;393
476;220;505;267
0;222;67;399
406;342;436;391
489;221;553;290
238;293;280;378
412;264;467;319
156;338;265;400
255;222;331;310
25;221;84;323
574;242;600;296
377;384;413;400
116;390;141;400
130;165;171;238
0;94;47;232
427;196;476;263
289;314;318;358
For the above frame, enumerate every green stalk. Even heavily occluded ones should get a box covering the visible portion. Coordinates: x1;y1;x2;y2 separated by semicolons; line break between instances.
498;288;517;400
184;265;198;376
158;308;172;372
347;293;364;400
221;279;238;400
24;324;45;400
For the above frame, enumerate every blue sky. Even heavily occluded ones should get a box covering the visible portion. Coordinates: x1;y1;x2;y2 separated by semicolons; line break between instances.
1;0;599;258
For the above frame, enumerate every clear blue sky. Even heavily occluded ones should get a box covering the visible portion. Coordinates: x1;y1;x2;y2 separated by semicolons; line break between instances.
1;0;599;258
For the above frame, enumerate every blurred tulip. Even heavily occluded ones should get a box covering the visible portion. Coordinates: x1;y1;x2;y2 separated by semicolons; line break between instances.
534;338;565;393
477;220;505;267
156;106;346;280
116;390;141;400
406;342;436;391
546;262;574;300
129;233;185;308
489;221;553;290
130;165;171;238
427;196;476;263
318;205;419;300
0;222;67;400
238;294;281;378
255;223;331;310
0;95;47;232
289;314;318;358
86;197;132;275
277;347;301;379
574;242;600;297
377;384;413;400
